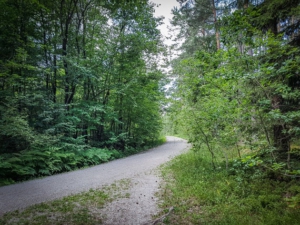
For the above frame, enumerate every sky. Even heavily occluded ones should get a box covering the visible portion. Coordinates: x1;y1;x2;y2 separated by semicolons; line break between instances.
150;0;180;85
151;0;180;45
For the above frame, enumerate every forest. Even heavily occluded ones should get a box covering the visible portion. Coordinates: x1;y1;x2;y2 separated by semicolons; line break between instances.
160;0;300;224
166;0;300;174
0;0;166;185
1;0;300;222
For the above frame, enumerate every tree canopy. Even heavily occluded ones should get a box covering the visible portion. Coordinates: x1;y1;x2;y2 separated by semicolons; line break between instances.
167;0;300;170
0;0;166;184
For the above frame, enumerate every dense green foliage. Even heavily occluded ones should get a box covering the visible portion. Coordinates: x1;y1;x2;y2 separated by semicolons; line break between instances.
160;0;300;222
0;0;166;185
167;0;300;175
0;147;116;185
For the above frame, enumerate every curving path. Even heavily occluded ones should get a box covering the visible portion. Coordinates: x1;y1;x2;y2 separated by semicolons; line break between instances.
0;136;189;216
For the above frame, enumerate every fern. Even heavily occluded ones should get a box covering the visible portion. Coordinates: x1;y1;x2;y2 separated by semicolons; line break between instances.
81;148;113;165
0;145;119;184
38;169;50;175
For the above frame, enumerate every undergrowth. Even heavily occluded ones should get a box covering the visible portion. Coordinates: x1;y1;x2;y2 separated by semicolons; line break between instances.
0;147;119;186
160;149;300;225
0;136;167;186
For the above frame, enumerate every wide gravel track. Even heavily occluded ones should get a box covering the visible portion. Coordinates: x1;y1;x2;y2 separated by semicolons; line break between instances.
0;136;189;215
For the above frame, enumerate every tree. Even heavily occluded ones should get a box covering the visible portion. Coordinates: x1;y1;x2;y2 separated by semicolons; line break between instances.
167;0;300;169
0;0;165;155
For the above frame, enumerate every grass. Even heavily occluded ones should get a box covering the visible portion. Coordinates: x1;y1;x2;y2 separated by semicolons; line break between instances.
158;148;300;225
0;179;132;225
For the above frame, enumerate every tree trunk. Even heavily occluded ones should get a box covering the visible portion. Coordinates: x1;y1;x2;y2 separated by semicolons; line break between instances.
272;95;290;156
211;0;220;50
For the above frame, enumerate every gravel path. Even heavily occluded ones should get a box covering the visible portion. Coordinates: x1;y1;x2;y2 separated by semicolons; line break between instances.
0;136;189;222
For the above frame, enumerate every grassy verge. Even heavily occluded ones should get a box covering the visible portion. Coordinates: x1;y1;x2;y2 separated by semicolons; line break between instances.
0;179;131;225
159;149;300;225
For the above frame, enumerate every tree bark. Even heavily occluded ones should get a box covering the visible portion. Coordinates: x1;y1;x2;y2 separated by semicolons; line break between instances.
211;0;220;50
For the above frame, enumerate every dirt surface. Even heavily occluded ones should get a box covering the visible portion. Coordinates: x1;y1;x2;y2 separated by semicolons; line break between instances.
100;171;162;225
0;136;190;224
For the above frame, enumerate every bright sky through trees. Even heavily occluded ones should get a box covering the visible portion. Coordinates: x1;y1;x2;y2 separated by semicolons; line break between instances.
151;0;179;46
